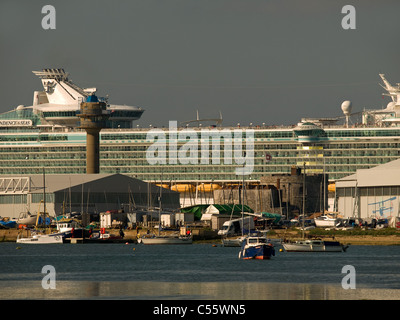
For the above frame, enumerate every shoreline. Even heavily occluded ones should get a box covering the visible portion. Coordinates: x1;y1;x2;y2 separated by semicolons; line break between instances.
270;229;400;246
324;235;400;246
2;228;400;246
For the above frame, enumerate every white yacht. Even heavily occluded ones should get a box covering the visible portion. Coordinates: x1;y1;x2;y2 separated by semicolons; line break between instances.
138;235;192;245
314;215;341;228
16;232;63;244
282;239;348;252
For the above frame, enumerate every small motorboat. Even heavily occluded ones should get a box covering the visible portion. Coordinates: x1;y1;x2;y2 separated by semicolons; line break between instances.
238;236;275;260
17;212;37;226
139;234;192;245
16;232;64;244
222;235;247;247
314;215;341;228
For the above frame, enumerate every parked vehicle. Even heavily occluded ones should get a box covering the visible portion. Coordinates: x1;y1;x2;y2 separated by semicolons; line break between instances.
218;216;254;236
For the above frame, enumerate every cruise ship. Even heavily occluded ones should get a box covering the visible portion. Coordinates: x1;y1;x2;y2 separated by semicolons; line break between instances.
1;68;400;186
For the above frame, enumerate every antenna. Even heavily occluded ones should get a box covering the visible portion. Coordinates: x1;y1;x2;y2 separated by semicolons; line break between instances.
180;110;223;127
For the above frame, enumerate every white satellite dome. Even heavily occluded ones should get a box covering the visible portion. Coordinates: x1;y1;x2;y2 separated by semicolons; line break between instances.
341;100;352;115
16;105;25;110
387;101;396;110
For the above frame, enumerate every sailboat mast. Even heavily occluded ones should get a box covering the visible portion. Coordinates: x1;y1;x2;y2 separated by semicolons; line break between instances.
323;157;326;215
241;151;246;236
302;162;306;239
42;167;46;215
158;170;163;236
242;170;244;236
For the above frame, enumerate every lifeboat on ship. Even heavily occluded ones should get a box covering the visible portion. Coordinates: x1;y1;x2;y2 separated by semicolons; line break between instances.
170;184;195;193
196;183;221;193
156;184;170;189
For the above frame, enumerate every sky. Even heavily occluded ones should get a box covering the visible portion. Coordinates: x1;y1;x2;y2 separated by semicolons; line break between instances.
1;0;400;128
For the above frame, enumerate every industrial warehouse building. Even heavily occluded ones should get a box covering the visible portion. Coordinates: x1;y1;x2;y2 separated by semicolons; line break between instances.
336;159;400;220
0;173;180;220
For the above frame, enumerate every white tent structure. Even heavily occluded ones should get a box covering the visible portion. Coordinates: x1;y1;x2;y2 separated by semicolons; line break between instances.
200;204;253;221
201;205;222;221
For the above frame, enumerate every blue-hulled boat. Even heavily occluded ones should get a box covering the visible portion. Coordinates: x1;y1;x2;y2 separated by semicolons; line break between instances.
0;220;17;228
238;236;275;260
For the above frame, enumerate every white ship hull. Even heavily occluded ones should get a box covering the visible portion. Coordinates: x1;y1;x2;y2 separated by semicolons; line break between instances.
314;220;337;228
139;236;192;245
17;215;37;226
282;240;346;252
222;236;247;247
314;216;339;228
16;233;63;244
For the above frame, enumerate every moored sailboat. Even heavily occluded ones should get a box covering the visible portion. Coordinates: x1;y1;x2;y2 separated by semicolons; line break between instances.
314;214;341;228
139;234;192;245
16;232;63;244
16;168;64;244
138;175;192;245
222;235;247;247
17;212;37;226
282;163;348;252
282;239;348;252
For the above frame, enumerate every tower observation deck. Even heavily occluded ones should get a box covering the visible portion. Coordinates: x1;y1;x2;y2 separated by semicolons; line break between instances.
77;94;110;174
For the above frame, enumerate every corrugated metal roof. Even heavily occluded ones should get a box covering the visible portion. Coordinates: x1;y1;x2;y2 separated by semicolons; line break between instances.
336;158;400;188
1;173;177;194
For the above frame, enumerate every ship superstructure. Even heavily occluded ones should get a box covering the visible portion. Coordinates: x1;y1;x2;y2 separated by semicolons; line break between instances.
11;68;144;128
0;69;400;185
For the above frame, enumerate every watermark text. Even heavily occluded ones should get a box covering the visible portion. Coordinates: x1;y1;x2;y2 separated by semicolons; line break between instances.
41;5;56;30
41;265;56;289
146;121;254;175
341;265;356;289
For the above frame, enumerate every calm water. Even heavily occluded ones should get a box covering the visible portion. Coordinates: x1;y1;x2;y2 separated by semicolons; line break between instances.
1;242;400;299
